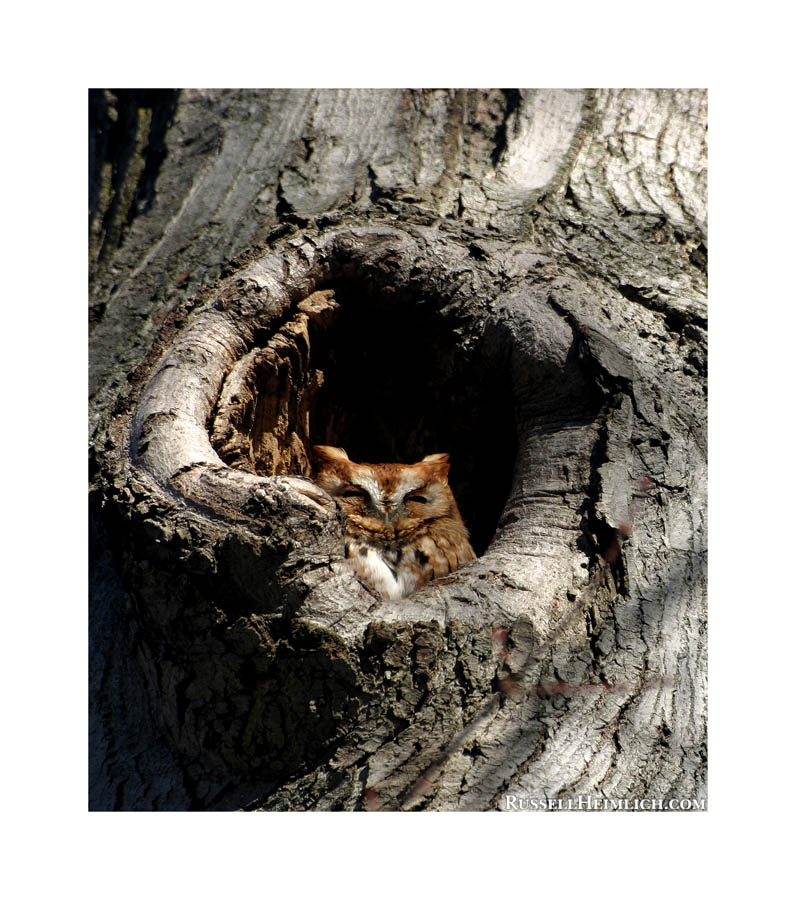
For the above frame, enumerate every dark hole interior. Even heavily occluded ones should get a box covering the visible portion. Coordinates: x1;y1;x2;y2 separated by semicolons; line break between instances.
307;280;517;556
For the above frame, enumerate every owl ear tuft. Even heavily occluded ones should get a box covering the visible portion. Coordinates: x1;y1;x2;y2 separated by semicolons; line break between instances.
421;452;450;482
314;445;350;465
422;453;449;465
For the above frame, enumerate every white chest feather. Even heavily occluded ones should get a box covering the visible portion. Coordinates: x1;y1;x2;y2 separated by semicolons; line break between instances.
347;543;418;601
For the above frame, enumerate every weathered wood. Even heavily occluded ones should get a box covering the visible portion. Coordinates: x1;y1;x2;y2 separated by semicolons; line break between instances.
90;88;706;811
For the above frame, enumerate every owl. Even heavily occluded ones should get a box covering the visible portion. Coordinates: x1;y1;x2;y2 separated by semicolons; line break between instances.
313;446;475;601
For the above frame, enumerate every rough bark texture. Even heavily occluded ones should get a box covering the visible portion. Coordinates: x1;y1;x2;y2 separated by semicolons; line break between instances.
89;88;706;811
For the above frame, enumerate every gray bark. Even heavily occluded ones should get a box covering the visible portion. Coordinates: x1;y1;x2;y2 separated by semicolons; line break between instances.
89;88;706;811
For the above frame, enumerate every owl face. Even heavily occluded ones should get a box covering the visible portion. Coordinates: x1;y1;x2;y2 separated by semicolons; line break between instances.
313;446;454;536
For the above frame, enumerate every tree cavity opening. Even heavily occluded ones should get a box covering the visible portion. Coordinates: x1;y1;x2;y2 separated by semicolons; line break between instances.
210;274;517;556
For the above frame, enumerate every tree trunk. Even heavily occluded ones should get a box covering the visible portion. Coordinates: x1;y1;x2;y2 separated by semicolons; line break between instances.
89;88;706;811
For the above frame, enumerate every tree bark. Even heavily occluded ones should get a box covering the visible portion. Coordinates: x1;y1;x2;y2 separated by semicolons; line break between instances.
89;88;707;811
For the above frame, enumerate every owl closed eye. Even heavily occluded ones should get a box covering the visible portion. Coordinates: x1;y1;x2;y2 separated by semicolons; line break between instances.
313;445;475;601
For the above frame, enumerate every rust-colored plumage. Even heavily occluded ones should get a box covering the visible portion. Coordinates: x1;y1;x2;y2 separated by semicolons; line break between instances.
314;446;475;600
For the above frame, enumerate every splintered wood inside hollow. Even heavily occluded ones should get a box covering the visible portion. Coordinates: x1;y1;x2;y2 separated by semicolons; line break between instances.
210;289;340;477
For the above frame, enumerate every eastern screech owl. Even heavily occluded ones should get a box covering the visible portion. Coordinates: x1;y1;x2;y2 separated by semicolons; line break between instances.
314;445;475;601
